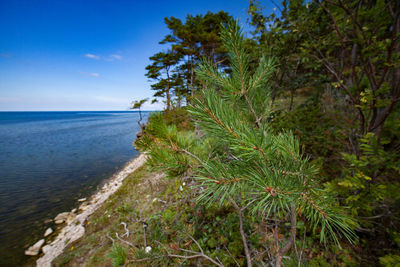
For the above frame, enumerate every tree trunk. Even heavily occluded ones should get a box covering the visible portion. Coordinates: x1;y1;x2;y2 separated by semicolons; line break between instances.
190;54;195;99
138;108;144;130
166;67;171;111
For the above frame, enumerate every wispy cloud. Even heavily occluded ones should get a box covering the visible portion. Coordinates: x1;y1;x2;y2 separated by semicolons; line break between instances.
84;53;123;61
84;53;100;60
78;71;100;77
110;54;122;60
104;54;123;61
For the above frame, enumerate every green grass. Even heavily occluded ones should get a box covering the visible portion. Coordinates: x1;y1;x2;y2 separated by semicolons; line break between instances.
107;244;127;266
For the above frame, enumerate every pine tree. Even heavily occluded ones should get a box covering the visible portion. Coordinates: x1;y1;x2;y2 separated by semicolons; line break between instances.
162;12;233;100
137;21;357;266
145;50;180;110
189;21;357;266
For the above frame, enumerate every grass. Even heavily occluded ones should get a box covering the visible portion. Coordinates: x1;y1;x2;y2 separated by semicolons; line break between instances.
52;165;170;266
107;244;127;266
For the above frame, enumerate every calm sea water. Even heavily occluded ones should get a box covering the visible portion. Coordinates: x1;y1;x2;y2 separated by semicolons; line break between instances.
0;111;149;266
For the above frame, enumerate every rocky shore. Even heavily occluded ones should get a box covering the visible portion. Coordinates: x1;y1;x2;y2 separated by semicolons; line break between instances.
24;153;147;267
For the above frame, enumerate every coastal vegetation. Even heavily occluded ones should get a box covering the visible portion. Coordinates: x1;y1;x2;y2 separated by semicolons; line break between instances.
54;0;399;266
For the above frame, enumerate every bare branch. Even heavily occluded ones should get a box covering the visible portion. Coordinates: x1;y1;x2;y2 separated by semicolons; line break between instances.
280;205;297;255
115;232;136;248
231;198;253;267
120;222;129;237
180;148;204;164
106;234;115;244
156;235;224;267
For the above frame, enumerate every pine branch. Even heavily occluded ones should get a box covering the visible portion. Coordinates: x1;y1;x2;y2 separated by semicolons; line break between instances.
196;58;236;92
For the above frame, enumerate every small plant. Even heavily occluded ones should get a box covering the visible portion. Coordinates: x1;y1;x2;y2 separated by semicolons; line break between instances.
107;243;127;267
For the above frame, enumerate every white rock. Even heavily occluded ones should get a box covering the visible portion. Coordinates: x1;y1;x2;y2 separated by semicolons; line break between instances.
145;246;152;253
71;208;77;213
66;213;76;222
44;228;53;237
55;220;64;225
42;244;51;254
79;202;89;211
25;239;45;256
54;212;70;223
78;198;86;202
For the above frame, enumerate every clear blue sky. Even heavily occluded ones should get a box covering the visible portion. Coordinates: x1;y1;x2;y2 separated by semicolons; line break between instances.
0;0;275;111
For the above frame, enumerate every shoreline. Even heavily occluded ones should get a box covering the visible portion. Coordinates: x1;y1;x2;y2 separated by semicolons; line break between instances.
35;153;147;267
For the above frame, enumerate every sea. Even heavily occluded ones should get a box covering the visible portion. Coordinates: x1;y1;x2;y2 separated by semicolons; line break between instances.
0;111;150;266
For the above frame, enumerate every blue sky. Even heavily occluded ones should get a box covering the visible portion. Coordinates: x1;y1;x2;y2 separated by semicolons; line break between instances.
0;0;275;111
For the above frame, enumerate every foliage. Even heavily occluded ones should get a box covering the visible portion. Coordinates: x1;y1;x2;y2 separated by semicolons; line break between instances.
145;11;234;107
145;51;181;110
380;254;400;267
328;133;400;216
269;103;349;179
247;1;400;264
250;0;400;136
192;21;357;263
131;98;148;127
324;131;400;260
271;104;347;157
107;244;127;267
131;98;148;110
137;21;358;266
162;107;194;131
135;112;207;178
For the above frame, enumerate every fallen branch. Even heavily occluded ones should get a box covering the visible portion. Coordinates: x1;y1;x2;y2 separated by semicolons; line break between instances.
115;232;136;248
106;234;115;244
120;222;129;237
167;253;224;267
156;234;224;267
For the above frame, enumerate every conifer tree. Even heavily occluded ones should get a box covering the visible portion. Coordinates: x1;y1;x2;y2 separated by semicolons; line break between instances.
162;11;233;100
189;21;357;266
138;21;357;266
145;50;180;110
